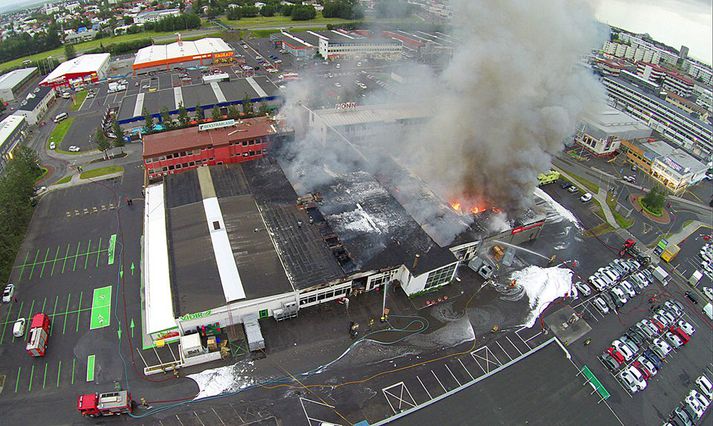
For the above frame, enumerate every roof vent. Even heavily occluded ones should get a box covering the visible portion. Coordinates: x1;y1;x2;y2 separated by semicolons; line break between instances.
212;221;221;230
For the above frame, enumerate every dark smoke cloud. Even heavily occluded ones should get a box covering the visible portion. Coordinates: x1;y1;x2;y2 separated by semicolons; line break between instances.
278;0;607;243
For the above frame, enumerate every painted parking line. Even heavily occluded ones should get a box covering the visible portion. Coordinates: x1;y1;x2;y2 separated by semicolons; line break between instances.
84;240;91;269
50;245;60;276
28;249;40;280
42;362;48;389
72;358;76;385
24;300;35;340
0;302;14;344
28;364;35;392
96;237;102;267
39;247;50;278
11;301;25;342
14;367;21;393
90;286;112;330
76;291;83;332
73;241;81;271
57;360;62;387
86;354;95;382
63;294;72;334
62;243;70;274
18;251;30;281
50;295;59;336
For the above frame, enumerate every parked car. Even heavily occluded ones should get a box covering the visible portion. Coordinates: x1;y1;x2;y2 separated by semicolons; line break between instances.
676;320;695;336
664;331;684;348
631;360;651;380
49;142;56;150
593;297;609;314
626;328;646;347
620;335;640;354
567;185;579;193
703;287;713;300
638;319;660;338
2;283;15;303
619;366;647;393
684;291;699;304
668;326;691;345
610;287;628;307
599;352;621;371
672;406;694;426
689;389;711;410
612;339;635;361
635;355;657;376
560;182;572;189
696;375;713;400
68;146;81;152
580;193;592;202
664;300;684;317
642;349;663;370
606;346;626;364
575;281;592;297
620;281;636;298
12;317;25;337
651;338;673;358
684;394;705;419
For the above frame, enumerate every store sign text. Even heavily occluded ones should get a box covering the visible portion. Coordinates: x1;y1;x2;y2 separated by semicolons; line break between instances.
179;310;212;321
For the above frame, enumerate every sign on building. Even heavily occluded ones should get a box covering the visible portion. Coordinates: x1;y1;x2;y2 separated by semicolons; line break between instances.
198;119;235;131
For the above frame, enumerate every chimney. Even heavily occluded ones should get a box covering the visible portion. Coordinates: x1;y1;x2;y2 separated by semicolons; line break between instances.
412;254;420;270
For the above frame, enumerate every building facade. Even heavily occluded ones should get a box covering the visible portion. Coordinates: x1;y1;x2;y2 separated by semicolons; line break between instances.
14;86;56;125
621;139;709;192
318;36;402;60
602;76;713;159
132;37;234;75
39;54;110;88
142;117;293;181
574;107;652;157
0;115;28;172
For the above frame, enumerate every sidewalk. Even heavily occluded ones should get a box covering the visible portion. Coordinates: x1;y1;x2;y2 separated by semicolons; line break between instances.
49;170;124;191
665;220;712;247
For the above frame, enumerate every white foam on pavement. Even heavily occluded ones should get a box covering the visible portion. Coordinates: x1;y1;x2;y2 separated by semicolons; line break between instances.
534;187;582;229
188;361;255;399
511;265;574;328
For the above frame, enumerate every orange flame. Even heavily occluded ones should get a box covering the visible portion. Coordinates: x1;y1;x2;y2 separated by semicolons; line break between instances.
470;207;481;214
450;201;462;212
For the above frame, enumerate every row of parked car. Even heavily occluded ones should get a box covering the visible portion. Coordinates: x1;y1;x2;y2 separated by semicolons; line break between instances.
586;258;653;315
598;300;694;394
666;373;713;425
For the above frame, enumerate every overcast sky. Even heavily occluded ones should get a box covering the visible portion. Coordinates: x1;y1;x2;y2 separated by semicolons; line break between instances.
593;0;713;64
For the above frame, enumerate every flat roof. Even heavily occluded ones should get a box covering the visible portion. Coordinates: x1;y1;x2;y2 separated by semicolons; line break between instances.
0;115;26;146
314;103;431;128
40;54;110;85
142;116;280;157
144;184;177;334
134;38;232;67
118;76;280;122
581;107;652;140
17;86;54;112
0;67;37;90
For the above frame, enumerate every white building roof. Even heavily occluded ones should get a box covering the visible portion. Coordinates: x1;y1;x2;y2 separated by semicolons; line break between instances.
314;103;432;128
581;107;652;140
0;67;37;90
133;38;232;66
40;53;110;85
0;115;26;148
143;183;177;334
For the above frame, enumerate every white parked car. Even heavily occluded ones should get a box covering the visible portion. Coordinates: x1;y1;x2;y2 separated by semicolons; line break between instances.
651;338;672;358
689;389;711;409
636;355;657;376
612;339;634;361
580;193;592;202
68;146;81;152
619;366;647;393
702;287;713;301
49;142;56;150
575;281;592;297
677;319;695;336
2;283;14;303
12;318;25;337
696;375;713;400
593;297;609;314
619;281;636;298
664;331;683;349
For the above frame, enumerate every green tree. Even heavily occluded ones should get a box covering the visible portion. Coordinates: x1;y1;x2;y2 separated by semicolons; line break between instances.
94;127;111;158
143;107;154;131
177;102;189;125
160;106;172;128
64;43;77;60
194;104;204;120
113;132;125;153
226;7;241;20
291;4;316;20
241;94;253;115
112;119;124;140
227;104;240;119
260;5;276;16
641;184;667;214
212;106;222;121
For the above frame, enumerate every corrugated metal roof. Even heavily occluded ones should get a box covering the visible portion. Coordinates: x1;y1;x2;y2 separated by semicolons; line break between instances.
40;54;110;85
0;67;37;90
0;115;26;148
134;38;233;66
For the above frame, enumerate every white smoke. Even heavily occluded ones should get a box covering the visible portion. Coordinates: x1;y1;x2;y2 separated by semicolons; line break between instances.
277;0;607;243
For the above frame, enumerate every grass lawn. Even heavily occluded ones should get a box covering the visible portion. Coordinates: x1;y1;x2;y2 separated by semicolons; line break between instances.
80;165;124;179
48;117;75;149
55;175;72;185
219;13;354;28
584;222;615;237
606;194;634;229
71;90;88;111
564;171;600;194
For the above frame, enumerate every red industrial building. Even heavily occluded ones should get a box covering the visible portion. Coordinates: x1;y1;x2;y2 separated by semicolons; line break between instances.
142;117;292;181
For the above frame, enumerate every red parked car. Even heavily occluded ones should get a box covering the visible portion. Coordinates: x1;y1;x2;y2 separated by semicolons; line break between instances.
632;360;652;380
668;326;691;345
606;347;626;364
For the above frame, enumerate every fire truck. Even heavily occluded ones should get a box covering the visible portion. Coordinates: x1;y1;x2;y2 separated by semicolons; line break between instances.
77;390;134;417
619;239;650;265
25;313;51;357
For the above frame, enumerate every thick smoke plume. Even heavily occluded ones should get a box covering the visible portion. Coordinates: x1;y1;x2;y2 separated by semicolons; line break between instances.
278;0;606;243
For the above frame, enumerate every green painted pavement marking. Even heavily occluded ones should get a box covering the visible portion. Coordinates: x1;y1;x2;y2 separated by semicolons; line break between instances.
23;300;35;340
75;291;83;332
39;247;50;278
108;234;117;265
63;294;71;334
18;251;30;281
86;354;95;382
50;295;59;336
62;243;70;274
11;301;25;342
90;286;112;330
14;367;21;393
50;245;60;276
130;318;135;338
84;239;91;270
72;241;81;271
71;358;76;385
42;362;48;389
41;297;47;313
130;262;135;276
28;364;35;392
0;306;91;327
0;302;13;344
28;249;40;280
57;360;62;387
96;237;102;267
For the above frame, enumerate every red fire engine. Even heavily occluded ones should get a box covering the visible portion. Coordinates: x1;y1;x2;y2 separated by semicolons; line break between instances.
77;390;134;417
25;313;51;357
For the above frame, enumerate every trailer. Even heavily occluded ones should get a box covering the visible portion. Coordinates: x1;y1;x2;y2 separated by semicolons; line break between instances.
660;244;680;263
652;266;670;286
77;390;134;417
26;313;51;357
